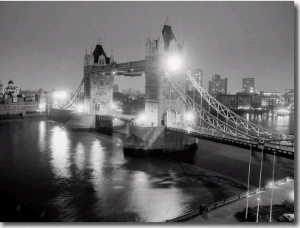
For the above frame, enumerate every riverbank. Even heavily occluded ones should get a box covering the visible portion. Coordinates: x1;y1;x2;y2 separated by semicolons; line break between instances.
0;113;46;122
185;179;294;223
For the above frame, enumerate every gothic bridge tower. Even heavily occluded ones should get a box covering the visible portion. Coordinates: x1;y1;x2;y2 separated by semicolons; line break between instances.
145;23;186;126
83;41;115;114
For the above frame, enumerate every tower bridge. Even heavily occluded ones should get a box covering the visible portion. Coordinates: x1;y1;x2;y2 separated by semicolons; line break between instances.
49;22;294;158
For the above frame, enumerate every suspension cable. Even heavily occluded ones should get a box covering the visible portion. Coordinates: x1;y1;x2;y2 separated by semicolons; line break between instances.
185;71;294;142
164;71;257;141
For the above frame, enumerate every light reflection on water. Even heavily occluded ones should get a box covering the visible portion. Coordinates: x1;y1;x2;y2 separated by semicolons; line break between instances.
50;126;71;179
38;121;46;152
0;117;294;222
90;140;105;180
74;142;85;172
241;113;294;134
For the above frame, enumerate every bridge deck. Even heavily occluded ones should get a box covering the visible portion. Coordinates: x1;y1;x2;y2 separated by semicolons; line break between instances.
166;123;294;159
95;114;294;159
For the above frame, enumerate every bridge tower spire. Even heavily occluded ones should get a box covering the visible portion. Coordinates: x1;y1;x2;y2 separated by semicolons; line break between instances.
144;22;186;127
83;41;114;114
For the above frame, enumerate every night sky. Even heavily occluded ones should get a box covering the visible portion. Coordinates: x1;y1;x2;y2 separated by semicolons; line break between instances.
0;2;294;93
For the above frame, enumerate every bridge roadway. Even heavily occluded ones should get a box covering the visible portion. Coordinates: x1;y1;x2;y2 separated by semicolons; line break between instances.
97;114;294;159
98;112;135;123
166;123;294;159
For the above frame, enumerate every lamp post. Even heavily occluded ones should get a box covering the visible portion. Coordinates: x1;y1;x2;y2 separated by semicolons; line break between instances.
269;151;276;222
256;139;265;222
245;144;253;220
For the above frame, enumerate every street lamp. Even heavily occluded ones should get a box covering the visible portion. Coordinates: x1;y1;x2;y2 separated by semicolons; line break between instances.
269;151;276;222
256;141;265;222
245;144;253;220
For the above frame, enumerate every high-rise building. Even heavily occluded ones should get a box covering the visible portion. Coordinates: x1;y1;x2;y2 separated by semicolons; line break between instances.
0;80;3;94
242;78;255;93
208;74;227;96
186;68;203;91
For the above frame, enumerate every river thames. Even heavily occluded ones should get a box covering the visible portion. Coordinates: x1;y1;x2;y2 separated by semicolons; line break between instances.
0;114;294;222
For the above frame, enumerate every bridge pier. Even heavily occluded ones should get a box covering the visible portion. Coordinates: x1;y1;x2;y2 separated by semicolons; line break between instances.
48;108;73;123
123;125;197;156
95;115;113;136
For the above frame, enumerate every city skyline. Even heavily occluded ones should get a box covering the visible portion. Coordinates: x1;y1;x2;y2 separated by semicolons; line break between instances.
0;2;294;92
0;2;295;223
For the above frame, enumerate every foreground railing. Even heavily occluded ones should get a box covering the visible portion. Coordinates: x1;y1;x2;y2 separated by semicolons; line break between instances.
165;176;293;222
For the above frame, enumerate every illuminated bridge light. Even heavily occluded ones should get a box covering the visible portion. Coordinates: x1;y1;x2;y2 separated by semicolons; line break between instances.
53;91;67;100
166;55;182;72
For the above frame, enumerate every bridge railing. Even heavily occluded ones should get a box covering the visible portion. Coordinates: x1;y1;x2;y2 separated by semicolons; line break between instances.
165;176;294;222
166;122;294;153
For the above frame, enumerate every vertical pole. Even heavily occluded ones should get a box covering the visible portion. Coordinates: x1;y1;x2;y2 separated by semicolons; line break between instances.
256;145;264;222
193;84;195;108
269;151;276;222
176;94;179;125
200;93;203;128
245;144;252;220
168;79;171;125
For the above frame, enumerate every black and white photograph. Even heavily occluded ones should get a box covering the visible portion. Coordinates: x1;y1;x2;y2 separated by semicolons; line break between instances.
0;1;295;224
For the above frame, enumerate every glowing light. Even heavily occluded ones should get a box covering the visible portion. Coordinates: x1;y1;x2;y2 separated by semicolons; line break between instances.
52;91;67;100
166;55;182;71
267;181;274;188
136;113;147;125
185;111;195;122
238;106;251;110
286;177;292;182
76;104;84;113
290;191;294;201
277;109;290;114
38;102;46;112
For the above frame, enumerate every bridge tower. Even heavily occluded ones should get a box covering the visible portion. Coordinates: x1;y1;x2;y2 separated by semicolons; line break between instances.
83;41;115;114
145;23;186;126
123;22;197;156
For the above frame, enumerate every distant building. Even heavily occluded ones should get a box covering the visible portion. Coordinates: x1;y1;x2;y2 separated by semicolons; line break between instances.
242;78;255;93
284;89;294;108
0;80;39;115
208;74;227;96
257;92;284;108
113;84;119;93
216;94;238;109
5;80;20;99
0;80;4;94
186;68;203;91
217;93;262;110
285;89;294;94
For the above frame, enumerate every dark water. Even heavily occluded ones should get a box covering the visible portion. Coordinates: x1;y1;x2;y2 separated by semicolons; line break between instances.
0;115;294;222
